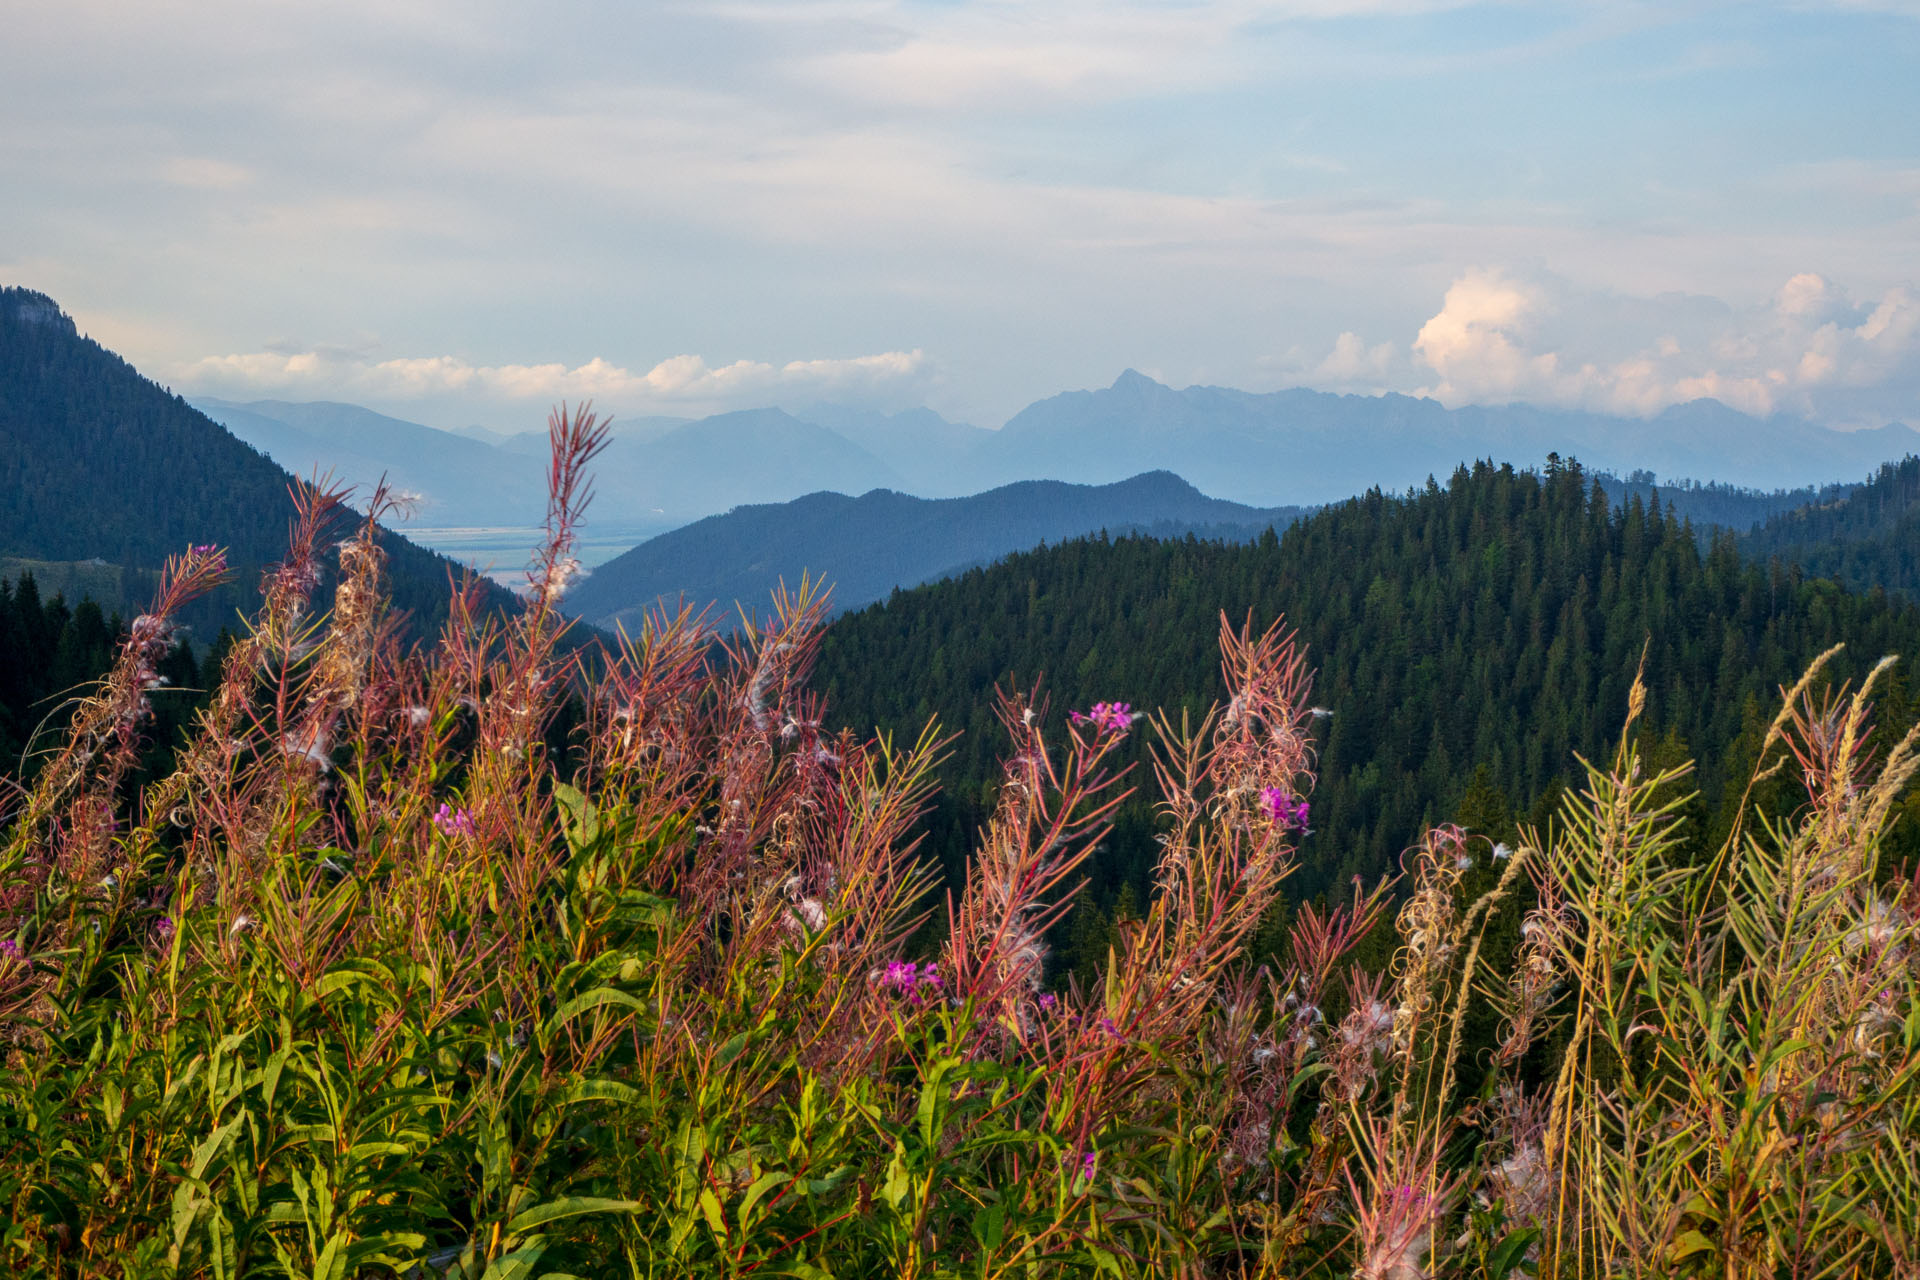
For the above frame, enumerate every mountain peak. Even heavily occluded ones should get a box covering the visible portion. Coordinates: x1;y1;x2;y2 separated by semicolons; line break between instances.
1112;469;1202;497
3;287;76;336
1110;368;1166;394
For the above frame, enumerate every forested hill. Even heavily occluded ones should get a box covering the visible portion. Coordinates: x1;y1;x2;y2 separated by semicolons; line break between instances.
813;457;1920;907
564;471;1303;627
1737;455;1920;598
1594;469;1858;532
0;287;519;635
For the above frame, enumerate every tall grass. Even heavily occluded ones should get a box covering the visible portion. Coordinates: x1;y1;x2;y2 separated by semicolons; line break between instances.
2;410;1916;1278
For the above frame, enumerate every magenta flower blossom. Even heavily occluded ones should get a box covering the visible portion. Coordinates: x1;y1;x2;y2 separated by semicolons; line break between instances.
433;803;477;838
1077;1151;1097;1180
879;960;943;1004
1070;701;1135;736
154;916;175;946
1261;787;1309;830
0;939;20;962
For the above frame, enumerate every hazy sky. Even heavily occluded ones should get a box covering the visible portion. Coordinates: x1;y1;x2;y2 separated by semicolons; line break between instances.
4;0;1918;430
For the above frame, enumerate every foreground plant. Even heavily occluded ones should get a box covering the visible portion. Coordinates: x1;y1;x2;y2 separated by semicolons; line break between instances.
1;408;1915;1278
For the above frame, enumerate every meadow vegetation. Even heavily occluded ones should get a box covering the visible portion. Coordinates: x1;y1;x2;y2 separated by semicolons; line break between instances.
2;409;1917;1277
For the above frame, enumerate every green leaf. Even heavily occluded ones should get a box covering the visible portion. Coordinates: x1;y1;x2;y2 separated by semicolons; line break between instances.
1484;1227;1540;1278
312;1231;351;1280
170;1180;206;1253
804;1165;853;1196
552;782;601;851
546;986;647;1031
917;1057;954;1151
1671;1229;1718;1261
557;1077;642;1107
505;1196;641;1235
344;1140;413;1164
739;1169;789;1223
971;1203;1005;1252
313;970;369;1000
481;1241;548;1280
881;1141;912;1211
698;1186;728;1238
672;1121;708;1203
189;1114;246;1181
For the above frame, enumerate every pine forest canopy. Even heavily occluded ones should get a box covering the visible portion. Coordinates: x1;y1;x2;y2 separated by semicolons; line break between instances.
1736;455;1920;600
813;456;1920;911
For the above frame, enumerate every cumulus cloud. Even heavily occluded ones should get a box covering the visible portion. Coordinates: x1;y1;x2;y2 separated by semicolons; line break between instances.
1286;331;1398;390
1408;268;1920;422
178;346;935;417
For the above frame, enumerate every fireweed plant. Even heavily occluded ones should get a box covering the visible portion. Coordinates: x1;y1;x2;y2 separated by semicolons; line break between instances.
1;406;1917;1278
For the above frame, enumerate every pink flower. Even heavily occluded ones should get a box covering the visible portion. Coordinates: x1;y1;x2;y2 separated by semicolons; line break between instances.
1070;702;1136;736
1262;788;1310;830
0;938;20;962
433;803;477;838
878;960;943;1005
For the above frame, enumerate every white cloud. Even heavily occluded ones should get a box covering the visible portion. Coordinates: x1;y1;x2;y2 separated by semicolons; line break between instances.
1413;270;1562;400
1311;331;1398;387
1407;268;1920;422
176;345;935;416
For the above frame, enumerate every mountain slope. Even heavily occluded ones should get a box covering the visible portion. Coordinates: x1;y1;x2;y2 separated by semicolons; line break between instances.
563;471;1304;628
194;398;550;527
588;408;906;525
1738;455;1920;597
813;457;1920;904
1595;471;1858;532
0;287;519;634
786;405;995;495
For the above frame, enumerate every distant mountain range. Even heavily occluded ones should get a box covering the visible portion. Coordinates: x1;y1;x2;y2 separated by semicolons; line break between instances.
562;472;1305;630
198;372;1920;554
195;397;553;527
965;371;1920;503
0;289;520;638
195;399;922;543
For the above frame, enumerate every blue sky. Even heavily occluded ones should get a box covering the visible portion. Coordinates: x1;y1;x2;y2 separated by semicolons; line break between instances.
3;0;1916;430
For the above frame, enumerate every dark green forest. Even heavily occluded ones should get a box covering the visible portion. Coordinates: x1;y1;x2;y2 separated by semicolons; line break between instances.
0;287;516;639
813;456;1920;963
0;573;211;794
1737;455;1920;598
1595;468;1857;531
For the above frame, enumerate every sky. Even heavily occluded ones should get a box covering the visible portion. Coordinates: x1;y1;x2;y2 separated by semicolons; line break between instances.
4;0;1918;431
